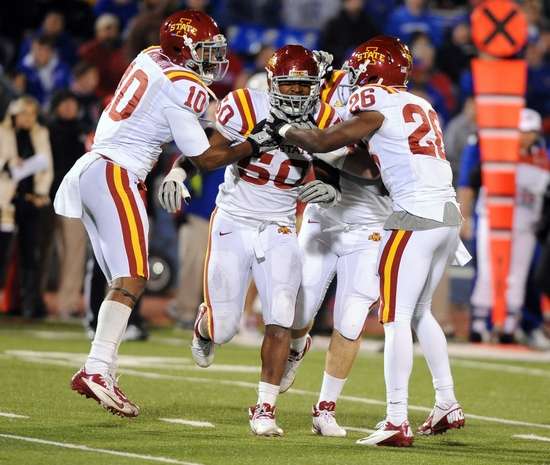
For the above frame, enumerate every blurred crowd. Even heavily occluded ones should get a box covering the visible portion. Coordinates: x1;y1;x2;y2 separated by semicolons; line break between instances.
1;0;550;349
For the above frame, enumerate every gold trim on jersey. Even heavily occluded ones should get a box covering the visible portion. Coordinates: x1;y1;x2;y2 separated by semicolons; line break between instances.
164;70;206;88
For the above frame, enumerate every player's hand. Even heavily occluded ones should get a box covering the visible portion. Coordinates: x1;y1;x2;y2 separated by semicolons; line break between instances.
312;50;334;79
247;119;279;156
460;216;473;240
158;167;191;213
265;108;316;139
298;180;341;207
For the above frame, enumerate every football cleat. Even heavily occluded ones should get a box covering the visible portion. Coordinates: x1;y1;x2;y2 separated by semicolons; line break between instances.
312;401;346;437
191;304;214;368
280;334;312;393
71;368;139;417
417;403;465;435
249;403;284;437
356;419;413;447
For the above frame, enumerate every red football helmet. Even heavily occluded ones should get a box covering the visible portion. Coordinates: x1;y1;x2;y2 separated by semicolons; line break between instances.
343;35;412;88
265;45;321;117
160;10;228;84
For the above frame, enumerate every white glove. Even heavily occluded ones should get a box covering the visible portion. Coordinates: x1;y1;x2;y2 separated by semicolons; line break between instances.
158;167;191;213
312;50;334;78
298;180;341;207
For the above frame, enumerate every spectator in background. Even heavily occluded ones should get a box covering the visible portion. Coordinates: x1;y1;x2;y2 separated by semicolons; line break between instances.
79;14;129;99
409;31;456;121
444;96;476;185
0;96;53;318
526;35;550;121
281;0;340;30
319;0;379;67
18;11;77;67
0;72;19;120
233;44;275;92
17;35;71;108
523;0;549;42
70;62;101;132
125;0;181;60
437;20;477;83
93;0;139;33
48;91;87;319
221;0;281;28
385;0;443;47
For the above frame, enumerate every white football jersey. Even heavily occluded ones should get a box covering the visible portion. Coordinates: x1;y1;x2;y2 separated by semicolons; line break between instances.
215;89;341;223
92;46;211;180
346;84;457;222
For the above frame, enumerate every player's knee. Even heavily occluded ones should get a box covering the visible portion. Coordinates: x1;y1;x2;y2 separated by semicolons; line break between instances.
212;317;240;345
264;324;290;344
411;302;431;330
334;323;362;341
107;277;146;307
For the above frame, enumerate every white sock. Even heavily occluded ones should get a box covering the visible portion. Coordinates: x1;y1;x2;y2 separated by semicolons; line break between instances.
413;310;457;408
85;300;131;376
257;381;280;407
384;320;413;425
290;335;308;353
318;371;346;404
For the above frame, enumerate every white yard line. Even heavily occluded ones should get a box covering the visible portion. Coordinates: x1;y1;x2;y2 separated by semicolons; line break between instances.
451;359;550;378
513;434;550;443
7;350;550;431
160;418;214;428
0;412;29;419
0;434;203;465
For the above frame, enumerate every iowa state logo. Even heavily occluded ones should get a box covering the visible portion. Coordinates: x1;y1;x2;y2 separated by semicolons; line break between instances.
277;226;292;235
368;232;382;241
169;18;198;37
355;47;386;63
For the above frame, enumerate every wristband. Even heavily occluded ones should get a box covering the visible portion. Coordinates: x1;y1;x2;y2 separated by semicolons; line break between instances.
278;123;293;138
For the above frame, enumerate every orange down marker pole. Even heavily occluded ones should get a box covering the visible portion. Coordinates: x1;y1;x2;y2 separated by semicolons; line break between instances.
471;0;528;329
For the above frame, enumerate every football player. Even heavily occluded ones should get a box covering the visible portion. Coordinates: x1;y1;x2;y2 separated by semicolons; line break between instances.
263;36;469;446
278;51;393;437
158;45;344;436
54;10;267;417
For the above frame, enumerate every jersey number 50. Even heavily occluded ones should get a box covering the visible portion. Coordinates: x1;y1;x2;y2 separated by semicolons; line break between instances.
238;154;309;190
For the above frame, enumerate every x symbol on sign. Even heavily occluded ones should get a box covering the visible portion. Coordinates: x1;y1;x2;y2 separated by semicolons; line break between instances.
482;7;517;46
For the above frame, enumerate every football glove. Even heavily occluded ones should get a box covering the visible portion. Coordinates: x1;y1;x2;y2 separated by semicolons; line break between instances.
247;119;280;156
313;50;334;79
158;167;191;213
298;180;341;207
266;108;316;140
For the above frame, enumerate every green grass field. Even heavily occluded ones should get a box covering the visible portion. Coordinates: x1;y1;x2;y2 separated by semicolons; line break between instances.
1;321;549;465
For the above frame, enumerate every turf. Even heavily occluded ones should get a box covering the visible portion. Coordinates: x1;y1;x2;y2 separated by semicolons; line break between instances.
1;321;549;465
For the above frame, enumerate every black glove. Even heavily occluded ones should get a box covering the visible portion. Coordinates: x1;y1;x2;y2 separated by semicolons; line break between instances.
246;119;279;156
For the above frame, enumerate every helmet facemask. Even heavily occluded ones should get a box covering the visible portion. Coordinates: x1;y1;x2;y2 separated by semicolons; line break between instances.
184;34;229;84
268;74;321;118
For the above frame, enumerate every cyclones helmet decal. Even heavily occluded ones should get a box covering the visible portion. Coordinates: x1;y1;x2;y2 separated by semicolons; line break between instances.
343;35;412;88
160;10;229;84
266;45;321;118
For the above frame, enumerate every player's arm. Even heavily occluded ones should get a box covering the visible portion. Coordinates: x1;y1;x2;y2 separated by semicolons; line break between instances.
273;110;384;154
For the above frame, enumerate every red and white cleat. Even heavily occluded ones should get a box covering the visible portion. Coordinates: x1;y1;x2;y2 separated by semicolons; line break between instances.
312;401;346;437
356;419;413;447
71;368;140;418
280;334;312;393
417;403;465;435
249;403;283;437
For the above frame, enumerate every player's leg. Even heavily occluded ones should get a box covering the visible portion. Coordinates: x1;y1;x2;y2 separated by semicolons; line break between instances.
72;159;149;417
192;209;253;366
412;227;465;435
358;229;445;447
470;209;492;341
249;225;301;436
281;211;337;393
313;233;380;437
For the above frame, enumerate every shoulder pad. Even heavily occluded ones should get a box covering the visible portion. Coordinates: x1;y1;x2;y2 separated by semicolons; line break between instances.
216;88;260;138
164;70;210;116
